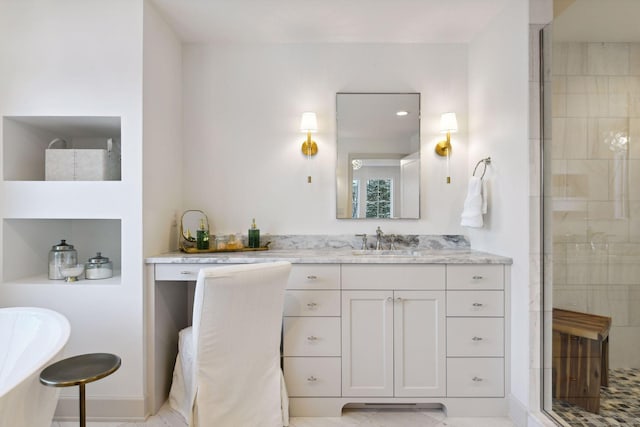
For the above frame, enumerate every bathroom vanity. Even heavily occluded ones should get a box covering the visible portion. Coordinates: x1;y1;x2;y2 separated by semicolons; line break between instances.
145;247;511;417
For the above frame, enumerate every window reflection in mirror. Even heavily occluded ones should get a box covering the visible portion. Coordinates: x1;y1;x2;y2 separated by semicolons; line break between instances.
336;93;420;219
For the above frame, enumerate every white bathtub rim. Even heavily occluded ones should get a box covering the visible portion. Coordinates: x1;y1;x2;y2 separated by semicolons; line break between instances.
0;306;71;398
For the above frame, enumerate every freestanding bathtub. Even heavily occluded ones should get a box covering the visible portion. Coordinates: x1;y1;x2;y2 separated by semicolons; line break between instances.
0;307;71;427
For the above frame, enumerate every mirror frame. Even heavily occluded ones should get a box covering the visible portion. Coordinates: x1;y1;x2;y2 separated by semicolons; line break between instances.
335;92;421;220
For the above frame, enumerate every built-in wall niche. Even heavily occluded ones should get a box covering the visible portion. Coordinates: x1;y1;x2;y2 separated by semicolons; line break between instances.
2;218;121;284
2;116;121;181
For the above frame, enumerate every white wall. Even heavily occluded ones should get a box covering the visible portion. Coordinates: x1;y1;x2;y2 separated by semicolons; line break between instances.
182;43;469;235
0;0;146;416
468;0;530;419
143;1;183;256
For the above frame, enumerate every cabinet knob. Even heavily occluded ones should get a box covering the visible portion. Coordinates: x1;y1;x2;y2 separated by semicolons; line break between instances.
472;336;484;341
472;302;484;307
307;335;318;341
306;275;318;280
472;376;483;382
472;275;483;280
395;297;403;302
307;376;318;382
306;302;318;309
387;297;393;302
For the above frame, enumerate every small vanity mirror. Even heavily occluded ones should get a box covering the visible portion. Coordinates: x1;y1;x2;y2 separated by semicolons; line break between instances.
336;93;420;219
180;210;209;248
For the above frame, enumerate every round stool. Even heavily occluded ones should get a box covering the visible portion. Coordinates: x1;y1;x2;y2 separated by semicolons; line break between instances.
40;353;121;427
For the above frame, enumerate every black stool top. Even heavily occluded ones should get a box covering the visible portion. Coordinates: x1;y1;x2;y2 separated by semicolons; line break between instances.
40;353;121;388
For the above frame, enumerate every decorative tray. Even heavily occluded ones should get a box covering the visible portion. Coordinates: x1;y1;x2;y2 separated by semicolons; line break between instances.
179;246;269;254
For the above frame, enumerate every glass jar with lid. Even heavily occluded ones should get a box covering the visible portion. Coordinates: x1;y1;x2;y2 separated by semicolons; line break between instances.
85;252;113;280
48;240;78;280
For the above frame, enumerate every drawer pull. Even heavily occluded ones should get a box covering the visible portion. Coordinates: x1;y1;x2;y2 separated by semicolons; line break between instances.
472;336;484;341
180;271;194;275
472;302;484;307
307;335;318;341
306;302;318;309
472;376;483;382
472;275;484;280
395;297;403;302
307;376;318;382
306;275;318;280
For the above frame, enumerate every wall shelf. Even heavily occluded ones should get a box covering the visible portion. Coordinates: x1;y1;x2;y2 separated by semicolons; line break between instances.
2;218;121;284
3;272;122;286
2;116;121;181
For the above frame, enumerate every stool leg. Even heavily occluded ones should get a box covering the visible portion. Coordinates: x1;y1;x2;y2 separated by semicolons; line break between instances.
79;383;86;427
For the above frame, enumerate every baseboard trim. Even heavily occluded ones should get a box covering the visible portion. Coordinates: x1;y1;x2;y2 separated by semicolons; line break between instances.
53;397;146;422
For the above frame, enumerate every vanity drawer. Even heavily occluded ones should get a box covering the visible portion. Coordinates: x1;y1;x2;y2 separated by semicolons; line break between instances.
447;291;504;317
287;264;340;290
447;318;504;357
447;265;504;290
447;358;504;397
342;264;445;290
284;290;341;316
284;357;341;397
283;317;341;357
155;264;205;281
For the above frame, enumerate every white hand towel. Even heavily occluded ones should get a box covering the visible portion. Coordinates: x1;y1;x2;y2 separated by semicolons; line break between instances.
461;176;485;228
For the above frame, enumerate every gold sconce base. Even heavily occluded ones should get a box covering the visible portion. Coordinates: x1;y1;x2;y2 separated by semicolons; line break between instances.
301;140;318;156
435;140;451;156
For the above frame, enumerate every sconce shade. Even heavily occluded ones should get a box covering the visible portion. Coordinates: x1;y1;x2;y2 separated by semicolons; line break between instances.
440;112;458;133
300;112;318;132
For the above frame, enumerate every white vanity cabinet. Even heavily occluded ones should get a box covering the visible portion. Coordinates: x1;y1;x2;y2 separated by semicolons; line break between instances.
283;265;342;399
147;256;510;418
341;265;446;398
446;264;506;398
341;289;446;397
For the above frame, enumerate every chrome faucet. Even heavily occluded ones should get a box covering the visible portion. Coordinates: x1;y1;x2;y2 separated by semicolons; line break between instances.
356;233;368;250
375;226;383;250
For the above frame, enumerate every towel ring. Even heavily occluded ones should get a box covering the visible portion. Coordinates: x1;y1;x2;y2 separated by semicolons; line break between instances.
472;157;491;179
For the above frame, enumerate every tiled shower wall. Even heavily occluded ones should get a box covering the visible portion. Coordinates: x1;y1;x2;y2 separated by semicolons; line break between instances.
552;42;640;368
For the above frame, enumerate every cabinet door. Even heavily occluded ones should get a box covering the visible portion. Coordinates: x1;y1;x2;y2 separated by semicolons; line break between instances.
394;290;446;397
342;290;393;397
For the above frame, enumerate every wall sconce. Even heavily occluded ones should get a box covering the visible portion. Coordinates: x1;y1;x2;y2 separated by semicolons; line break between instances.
435;112;458;184
300;112;318;183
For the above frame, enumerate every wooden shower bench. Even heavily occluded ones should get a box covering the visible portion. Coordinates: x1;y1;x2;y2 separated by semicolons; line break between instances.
552;308;611;414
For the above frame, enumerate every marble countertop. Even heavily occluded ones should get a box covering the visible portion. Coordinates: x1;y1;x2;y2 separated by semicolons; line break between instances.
145;248;512;265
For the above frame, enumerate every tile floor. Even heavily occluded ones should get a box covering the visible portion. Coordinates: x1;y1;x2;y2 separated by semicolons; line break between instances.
51;404;516;427
551;368;640;426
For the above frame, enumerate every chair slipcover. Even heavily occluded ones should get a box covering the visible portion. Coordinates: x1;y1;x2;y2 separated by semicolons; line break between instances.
169;261;292;427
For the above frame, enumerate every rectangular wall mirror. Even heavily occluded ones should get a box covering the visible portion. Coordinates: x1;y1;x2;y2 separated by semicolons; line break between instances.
336;93;420;219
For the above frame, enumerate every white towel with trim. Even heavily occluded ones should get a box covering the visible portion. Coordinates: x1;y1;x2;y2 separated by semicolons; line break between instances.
460;176;487;228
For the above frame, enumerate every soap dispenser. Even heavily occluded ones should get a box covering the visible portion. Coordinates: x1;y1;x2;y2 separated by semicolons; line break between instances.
248;218;260;248
197;218;209;250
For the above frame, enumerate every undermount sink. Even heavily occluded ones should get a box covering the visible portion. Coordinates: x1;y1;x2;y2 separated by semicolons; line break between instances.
351;249;421;256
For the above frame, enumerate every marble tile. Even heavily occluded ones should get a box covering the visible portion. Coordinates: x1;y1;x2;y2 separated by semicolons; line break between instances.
586;285;630;326
608;93;629;117
552;76;567;94
567;159;610;200
587;42;629;76
565;93;588;117
50;405;515;427
553;286;588;313
609;327;640;368
591;118;628;160
567;76;608;94
552;43;587;76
